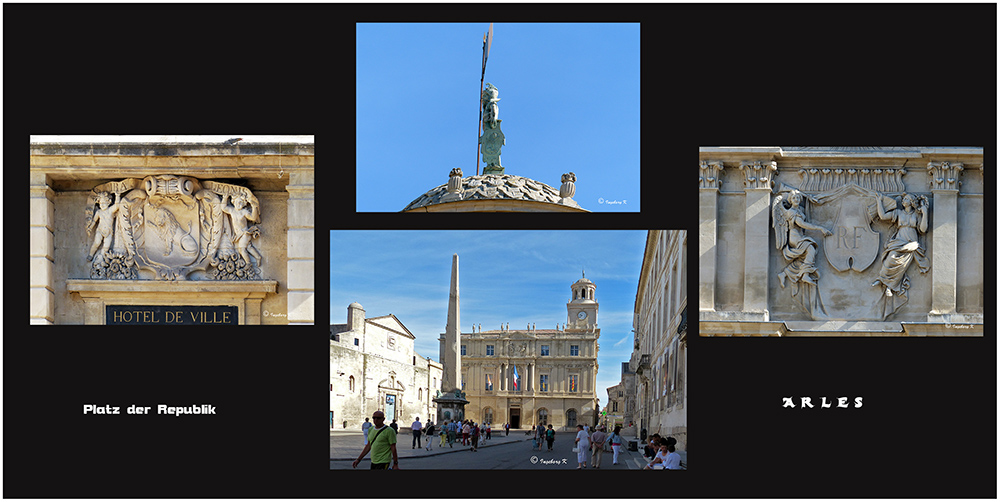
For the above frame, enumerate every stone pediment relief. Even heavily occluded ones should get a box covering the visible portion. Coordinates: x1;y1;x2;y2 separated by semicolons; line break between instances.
772;182;931;321
84;175;263;281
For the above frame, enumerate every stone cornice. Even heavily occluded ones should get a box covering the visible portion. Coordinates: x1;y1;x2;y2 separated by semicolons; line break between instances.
67;279;277;297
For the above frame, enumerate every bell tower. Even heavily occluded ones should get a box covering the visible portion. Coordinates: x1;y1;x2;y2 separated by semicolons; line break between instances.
566;271;598;329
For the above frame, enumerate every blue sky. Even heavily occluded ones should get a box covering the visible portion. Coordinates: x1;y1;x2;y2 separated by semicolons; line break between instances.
356;23;640;212
330;230;648;407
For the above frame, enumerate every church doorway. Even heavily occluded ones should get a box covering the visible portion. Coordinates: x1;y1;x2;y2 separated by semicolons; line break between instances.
509;407;520;429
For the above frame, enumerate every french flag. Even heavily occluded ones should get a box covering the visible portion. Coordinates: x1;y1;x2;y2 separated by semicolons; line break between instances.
512;365;519;390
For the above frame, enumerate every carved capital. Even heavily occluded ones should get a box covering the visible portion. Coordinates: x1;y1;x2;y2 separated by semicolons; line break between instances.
739;160;776;190
699;161;725;189
927;161;964;190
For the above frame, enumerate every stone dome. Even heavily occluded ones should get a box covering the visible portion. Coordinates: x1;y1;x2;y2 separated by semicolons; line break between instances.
402;173;587;212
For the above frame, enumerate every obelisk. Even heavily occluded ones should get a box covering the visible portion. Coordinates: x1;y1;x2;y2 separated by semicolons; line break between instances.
434;253;468;423
443;253;461;393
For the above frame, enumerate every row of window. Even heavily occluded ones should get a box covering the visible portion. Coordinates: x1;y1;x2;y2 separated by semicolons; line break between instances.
464;344;580;356
474;373;578;393
478;407;580;427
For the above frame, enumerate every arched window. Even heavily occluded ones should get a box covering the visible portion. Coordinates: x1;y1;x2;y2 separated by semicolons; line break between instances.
483;407;494;424
418;388;422;401
537;408;548;426
349;376;355;392
566;409;577;428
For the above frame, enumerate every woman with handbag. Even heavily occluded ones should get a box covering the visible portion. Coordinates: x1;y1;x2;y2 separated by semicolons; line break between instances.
573;424;590;469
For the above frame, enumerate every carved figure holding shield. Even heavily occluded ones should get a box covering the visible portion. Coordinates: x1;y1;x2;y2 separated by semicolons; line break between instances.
772;190;833;318
870;193;930;297
86;190;122;261
221;192;262;267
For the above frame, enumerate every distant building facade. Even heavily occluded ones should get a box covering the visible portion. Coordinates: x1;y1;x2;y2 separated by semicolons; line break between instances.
447;274;600;430
629;230;687;449
605;361;636;432
330;302;443;430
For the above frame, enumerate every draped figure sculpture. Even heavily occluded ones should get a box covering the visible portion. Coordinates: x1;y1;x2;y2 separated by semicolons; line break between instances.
869;192;930;319
772;190;833;319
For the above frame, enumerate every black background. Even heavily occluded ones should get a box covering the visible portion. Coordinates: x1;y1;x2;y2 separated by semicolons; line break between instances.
5;2;995;499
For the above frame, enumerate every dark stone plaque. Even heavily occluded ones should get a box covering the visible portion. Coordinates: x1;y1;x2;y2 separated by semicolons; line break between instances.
106;305;238;325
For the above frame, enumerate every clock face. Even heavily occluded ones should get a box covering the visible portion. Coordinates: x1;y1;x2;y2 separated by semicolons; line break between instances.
577;311;588;320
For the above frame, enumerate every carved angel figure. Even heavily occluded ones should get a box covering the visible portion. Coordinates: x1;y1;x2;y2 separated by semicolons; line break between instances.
870;192;930;302
86;190;122;261
772;190;833;318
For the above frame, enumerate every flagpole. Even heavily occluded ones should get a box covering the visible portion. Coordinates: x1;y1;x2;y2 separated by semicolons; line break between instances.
477;23;493;177
477;32;486;176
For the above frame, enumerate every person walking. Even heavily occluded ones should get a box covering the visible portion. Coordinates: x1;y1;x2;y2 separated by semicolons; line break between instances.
448;420;457;447
361;417;372;446
545;424;555;451
610;425;623;465
440;421;449;448
505;422;509;436
462;421;471;446
389;419;398;433
470;422;480;452
590;426;607;469
574;424;590;469
411;417;423;449
424;422;435;451
536;424;546;451
352;410;399;470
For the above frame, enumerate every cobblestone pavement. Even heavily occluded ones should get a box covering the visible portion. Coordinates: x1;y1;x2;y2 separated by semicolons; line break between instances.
331;428;684;470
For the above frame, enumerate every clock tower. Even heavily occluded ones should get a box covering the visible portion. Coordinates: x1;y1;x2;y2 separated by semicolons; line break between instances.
567;271;598;329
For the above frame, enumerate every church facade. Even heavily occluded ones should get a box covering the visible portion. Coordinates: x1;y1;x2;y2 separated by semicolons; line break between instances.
446;275;600;431
330;302;443;430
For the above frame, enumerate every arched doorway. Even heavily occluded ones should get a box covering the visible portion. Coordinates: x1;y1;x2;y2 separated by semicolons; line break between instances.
566;409;577;428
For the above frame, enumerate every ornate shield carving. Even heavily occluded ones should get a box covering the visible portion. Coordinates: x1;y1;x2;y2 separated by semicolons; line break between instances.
139;175;202;272
818;185;880;272
85;175;263;281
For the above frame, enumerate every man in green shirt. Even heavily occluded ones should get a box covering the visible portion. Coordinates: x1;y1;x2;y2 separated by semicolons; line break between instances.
352;411;399;470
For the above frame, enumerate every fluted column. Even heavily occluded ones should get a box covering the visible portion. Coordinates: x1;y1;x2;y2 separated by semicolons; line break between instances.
739;161;776;317
699;161;724;312
927;162;963;317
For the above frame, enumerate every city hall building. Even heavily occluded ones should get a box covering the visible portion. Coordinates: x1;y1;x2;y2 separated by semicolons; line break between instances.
449;274;601;431
29;136;315;325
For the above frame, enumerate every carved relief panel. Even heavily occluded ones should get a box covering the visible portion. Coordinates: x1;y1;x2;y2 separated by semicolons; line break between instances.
771;177;932;322
84;175;264;281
